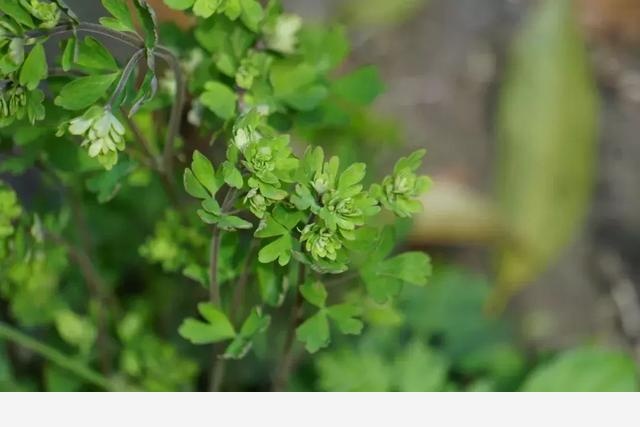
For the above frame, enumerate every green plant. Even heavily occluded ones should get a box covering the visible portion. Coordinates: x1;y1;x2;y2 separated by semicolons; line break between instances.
0;0;431;391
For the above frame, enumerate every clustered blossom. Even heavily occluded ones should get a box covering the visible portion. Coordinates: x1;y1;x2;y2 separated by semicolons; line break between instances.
66;106;126;170
300;223;343;262
371;149;431;218
0;84;44;126
21;0;61;28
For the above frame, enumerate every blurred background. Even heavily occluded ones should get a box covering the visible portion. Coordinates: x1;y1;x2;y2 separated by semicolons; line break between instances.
6;0;639;391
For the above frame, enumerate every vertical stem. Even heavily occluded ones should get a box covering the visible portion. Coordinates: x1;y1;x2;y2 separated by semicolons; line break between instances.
273;264;306;392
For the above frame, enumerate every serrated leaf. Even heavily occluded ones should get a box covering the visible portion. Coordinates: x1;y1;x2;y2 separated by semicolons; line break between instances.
326;304;363;335
299;281;327;308
200;81;237;120
493;0;598;308
296;311;329;353
19;44;47;90
376;252;431;286
54;73;119;110
337;163;366;192
101;0;136;32
258;234;292;265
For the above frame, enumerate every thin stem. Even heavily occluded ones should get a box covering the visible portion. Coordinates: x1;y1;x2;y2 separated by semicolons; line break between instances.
273;264;306;392
107;49;146;109
230;240;258;324
0;322;114;391
208;228;222;306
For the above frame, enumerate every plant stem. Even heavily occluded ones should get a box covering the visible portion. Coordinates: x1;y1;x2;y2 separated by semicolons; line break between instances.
273;264;306;392
106;49;145;109
0;322;114;391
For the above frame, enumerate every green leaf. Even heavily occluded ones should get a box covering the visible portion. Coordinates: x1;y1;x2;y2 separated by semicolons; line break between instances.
332;66;384;105
61;38;75;72
200;81;237;120
296;311;329;353
101;0;136;32
395;341;449;392
191;150;218;195
75;37;119;71
258;234;292;266
223;307;270;359
86;159;137;203
222;161;243;189
132;0;159;49
337;162;366;192
54;310;97;354
240;0;263;32
183;169;210;199
256;263;288;307
193;0;222;18
376;252;431;286
361;252;431;302
0;0;34;27
326;304;363;335
164;0;195;10
522;347;638;392
216;215;252;231
178;303;236;345
54;73;119;110
299;281;327;308
19;44;47;90
493;0;598;308
317;351;391;392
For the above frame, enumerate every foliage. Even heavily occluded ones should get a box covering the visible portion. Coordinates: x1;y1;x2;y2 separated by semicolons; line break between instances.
311;266;639;392
0;0;431;391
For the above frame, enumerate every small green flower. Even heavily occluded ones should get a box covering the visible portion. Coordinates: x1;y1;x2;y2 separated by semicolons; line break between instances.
265;14;302;54
0;84;44;126
371;149;431;218
300;223;343;261
21;0;61;29
68;106;126;170
243;187;271;219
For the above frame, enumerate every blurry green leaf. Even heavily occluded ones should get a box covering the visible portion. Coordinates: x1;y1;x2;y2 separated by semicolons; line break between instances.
86;159;137;203
178;303;235;344
223;307;270;359
522;347;639;392
54;310;97;354
256;263;288;307
54;73;119;110
395;341;449;392
361;252;431;302
332;66;384;106
300;280;327;308
326;304;363;335
317;350;391;391
191;150;218;195
493;0;598;308
19;44;47;90
200;81;237;120
0;0;34;27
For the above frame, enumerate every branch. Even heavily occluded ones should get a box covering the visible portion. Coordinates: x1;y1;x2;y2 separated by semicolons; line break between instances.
0;321;115;391
273;264;306;392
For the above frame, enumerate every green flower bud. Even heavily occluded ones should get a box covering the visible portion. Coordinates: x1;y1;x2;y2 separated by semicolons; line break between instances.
265;14;302;54
21;0;61;29
243;187;271;219
300;223;343;261
68;106;126;170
